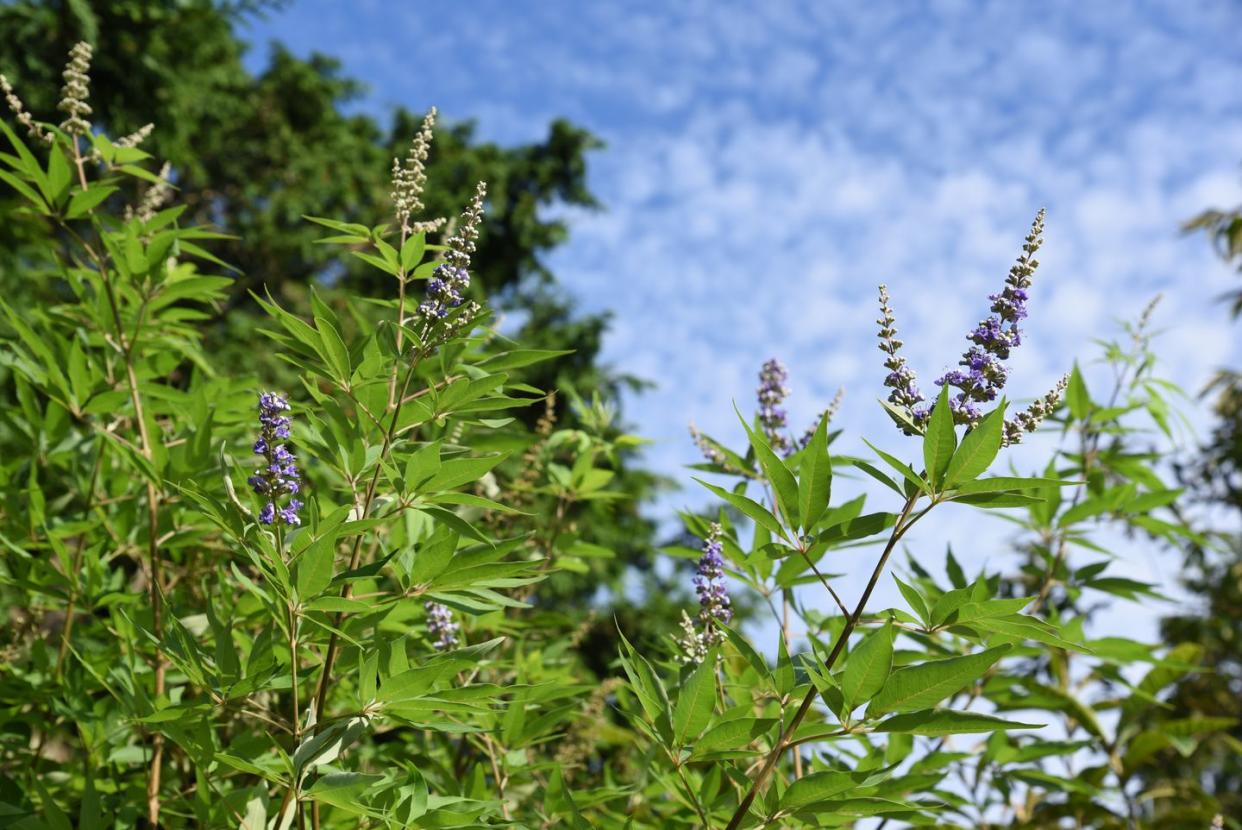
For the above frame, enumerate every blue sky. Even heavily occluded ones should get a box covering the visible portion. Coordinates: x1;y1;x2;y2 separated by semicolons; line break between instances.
243;1;1242;637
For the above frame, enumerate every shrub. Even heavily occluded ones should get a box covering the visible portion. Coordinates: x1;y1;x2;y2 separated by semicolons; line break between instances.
0;43;1233;829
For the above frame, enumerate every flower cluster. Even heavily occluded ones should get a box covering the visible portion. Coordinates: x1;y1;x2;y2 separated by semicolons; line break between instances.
418;264;470;320
757;358;792;455
57;41;93;137
247;392;303;526
391;107;445;236
418;182;487;329
926;210;1045;426
115;122;154;150
676;523;732;664
689;422;727;467
1002;374;1069;447
127;162;173;224
424;601;460;650
1;74;52;144
877;284;925;426
798;387;844;450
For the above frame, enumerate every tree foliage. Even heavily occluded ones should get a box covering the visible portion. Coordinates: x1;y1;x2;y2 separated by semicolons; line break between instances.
0;37;1235;830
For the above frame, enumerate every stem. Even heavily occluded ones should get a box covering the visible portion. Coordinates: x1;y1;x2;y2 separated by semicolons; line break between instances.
280;522;301;745
62;221;166;827
69;133;88;190
780;589;803;781
480;734;511;820
55;444;105;677
675;762;713;829
311;354;423;720
724;493;924;830
389;225;410;410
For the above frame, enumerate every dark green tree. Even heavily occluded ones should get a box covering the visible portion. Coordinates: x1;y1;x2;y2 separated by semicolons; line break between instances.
1130;188;1242;820
0;0;685;643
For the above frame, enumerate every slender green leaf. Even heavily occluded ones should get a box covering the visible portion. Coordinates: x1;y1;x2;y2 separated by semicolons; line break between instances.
875;710;1043;736
673;655;717;744
923;386;956;488
798;411;833;532
694;478;787;540
868;645;1011;715
840;623;894;710
943;405;1006;487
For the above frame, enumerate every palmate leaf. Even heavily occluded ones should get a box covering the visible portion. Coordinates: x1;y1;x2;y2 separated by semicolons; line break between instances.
616;627;671;736
291;714;372;786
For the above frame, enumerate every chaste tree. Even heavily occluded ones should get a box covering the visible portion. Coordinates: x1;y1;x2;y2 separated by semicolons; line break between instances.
0;38;1235;830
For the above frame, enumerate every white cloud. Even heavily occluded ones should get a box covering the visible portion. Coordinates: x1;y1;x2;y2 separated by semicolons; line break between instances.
245;0;1242;642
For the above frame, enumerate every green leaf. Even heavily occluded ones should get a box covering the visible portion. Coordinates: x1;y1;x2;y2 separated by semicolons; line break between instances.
304;215;372;236
780;770;860;811
315;315;351;383
422;453;508;492
66;184;118;219
923;386;957;489
862;439;929;495
297;531;338;600
951;476;1074;495
694;478;788;540
45;142;71;204
673;653;717;744
797;411;833;532
400;232;426;272
478;348;574;371
34;777;71;830
738;406;800;529
304;773;383;813
893;575;929;625
1066;363;1090;419
840;622;894;710
817;512;897;547
875;710;1043;736
943;405;1006;487
868;645;1011;715
693;717;777;757
0;168;48;210
617;627;671;738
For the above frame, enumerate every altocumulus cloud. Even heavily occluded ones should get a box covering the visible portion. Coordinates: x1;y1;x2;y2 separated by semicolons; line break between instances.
246;0;1242;638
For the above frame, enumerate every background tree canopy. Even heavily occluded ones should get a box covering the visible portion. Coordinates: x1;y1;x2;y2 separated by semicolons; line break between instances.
0;0;685;658
0;3;1239;827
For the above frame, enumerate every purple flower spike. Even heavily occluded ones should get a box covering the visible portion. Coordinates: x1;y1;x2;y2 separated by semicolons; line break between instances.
877;285;925;432
676;523;732;664
757;359;792;456
251;392;303;527
425;601;460;650
930;210;1046;427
